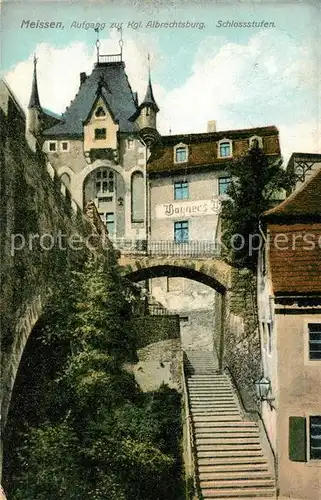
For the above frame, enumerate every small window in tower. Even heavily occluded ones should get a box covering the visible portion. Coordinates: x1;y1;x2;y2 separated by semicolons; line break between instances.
127;138;134;150
60;141;69;152
95;106;106;118
95;128;106;140
146;107;150;116
48;141;57;152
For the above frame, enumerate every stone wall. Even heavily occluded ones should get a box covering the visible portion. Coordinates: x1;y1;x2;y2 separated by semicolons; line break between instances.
222;268;261;409
128;339;182;392
133;315;180;349
0;81;107;446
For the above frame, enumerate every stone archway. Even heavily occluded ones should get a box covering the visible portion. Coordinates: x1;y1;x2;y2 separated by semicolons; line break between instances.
121;257;231;370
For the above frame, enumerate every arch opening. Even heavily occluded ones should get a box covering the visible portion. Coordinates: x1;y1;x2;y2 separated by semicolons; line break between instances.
125;264;227;296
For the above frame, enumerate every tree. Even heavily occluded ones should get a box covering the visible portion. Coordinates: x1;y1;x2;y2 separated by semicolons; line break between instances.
5;252;184;500
221;144;294;270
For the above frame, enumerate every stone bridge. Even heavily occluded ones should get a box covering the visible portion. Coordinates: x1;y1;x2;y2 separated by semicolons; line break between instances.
119;254;232;295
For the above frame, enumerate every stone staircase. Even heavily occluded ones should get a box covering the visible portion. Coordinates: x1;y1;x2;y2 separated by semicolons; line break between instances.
185;350;276;499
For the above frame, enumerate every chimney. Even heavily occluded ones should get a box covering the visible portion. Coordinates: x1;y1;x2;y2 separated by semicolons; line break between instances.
80;72;87;85
207;120;217;133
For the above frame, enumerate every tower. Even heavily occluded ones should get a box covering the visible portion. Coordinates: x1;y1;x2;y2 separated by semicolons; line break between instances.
135;56;159;131
27;55;42;136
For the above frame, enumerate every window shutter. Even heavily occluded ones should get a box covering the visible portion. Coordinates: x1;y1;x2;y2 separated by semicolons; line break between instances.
289;416;307;462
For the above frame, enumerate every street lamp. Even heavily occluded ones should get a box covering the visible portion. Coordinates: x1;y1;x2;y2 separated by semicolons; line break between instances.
254;376;275;410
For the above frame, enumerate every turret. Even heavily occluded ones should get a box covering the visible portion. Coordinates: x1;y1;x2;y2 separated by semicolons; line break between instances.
27;55;43;136
135;57;159;131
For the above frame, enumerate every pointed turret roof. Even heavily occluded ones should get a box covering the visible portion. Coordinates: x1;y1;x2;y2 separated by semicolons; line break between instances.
28;55;41;109
141;75;159;112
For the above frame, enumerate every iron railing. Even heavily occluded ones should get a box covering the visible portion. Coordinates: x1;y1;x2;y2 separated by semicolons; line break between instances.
181;349;201;499
98;53;122;64
110;238;220;257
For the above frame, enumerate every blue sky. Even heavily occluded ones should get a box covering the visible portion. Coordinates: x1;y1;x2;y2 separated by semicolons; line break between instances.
2;0;320;161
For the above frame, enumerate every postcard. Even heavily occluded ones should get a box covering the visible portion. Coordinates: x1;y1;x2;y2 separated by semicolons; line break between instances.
1;1;320;499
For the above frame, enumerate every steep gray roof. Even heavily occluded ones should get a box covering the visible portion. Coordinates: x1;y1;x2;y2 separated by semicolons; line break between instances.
141;76;159;112
43;62;138;137
29;59;41;109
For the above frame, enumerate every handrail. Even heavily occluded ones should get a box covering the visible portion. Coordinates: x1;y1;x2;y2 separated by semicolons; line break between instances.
224;365;278;483
181;349;202;499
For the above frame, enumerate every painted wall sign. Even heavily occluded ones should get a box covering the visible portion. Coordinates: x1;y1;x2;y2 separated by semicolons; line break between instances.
155;199;221;219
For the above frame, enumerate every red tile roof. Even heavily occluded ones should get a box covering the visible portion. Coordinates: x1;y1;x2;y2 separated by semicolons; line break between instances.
266;168;321;294
147;126;280;174
264;167;321;218
269;223;321;294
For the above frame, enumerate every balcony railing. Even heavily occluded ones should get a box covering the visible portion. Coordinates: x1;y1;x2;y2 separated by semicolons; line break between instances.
110;238;220;258
98;53;122;64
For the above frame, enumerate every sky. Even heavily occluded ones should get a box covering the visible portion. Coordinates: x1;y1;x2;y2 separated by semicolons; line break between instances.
1;0;320;163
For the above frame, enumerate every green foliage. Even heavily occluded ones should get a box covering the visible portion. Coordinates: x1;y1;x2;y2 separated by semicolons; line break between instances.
221;145;294;270
4;252;184;500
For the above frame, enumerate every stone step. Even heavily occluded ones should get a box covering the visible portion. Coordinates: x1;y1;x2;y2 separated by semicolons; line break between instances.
201;497;275;500
196;432;261;439
188;390;235;394
188;377;230;380
202;497;276;500
198;450;263;458
198;456;268;465
193;415;242;422
191;406;239;411
199;471;272;480
198;464;270;474
189;390;235;394
190;400;237;405
194;421;258;428
197;443;263;452
201;479;275;488
193;412;241;417
196;437;261;445
201;487;276;498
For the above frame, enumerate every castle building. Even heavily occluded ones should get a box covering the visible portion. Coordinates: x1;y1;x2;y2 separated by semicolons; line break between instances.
27;46;281;349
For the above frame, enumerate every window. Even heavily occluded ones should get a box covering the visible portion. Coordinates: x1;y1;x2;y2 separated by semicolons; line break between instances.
174;221;189;243
289;416;307;462
127;138;134;150
174;181;189;200
310;416;321;460
249;135;263;149
308;323;321;360
105;213;115;234
131;171;144;222
95;169;114;196
95;128;106;140
95;106;106;117
267;323;272;355
98;196;113;205
48;141;57;152
289;415;321;462
218;176;231;195
60;141;69;152
175;146;187;163
219;141;231;158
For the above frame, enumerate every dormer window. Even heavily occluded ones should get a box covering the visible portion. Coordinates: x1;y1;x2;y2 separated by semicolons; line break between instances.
95;128;106;140
174;143;188;163
95;106;106;118
249;135;263;149
218;139;232;158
